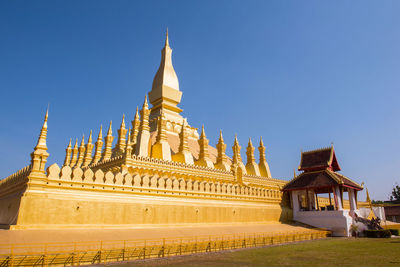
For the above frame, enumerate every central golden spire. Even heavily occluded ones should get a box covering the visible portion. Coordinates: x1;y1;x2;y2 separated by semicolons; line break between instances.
148;29;183;126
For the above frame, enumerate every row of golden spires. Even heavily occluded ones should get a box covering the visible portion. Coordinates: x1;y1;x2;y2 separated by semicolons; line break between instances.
61;95;272;178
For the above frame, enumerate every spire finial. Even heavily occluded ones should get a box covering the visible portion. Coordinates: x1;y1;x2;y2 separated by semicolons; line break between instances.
165;28;169;47
67;138;72;149
97;125;103;141
219;130;224;142
200;124;206;138
35;108;49;149
248;137;253;147
143;95;148;109
120;114;126;129
107;121;112;136
88;130;93;144
44;107;48;124
260;136;264;146
80;134;85;147
234;134;239;145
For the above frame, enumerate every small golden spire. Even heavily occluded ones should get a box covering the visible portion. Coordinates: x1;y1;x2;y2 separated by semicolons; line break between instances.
30;107;50;172
83;131;94;167
121;114;126;129
248;137;253;147
88;130;93;144
258;136;271;178
97;125;103;141
103;120;114;161
195;124;213;168
115;114;127;155
130;106;140;145
125;127;133;159
63;138;72;166
215;129;229;171
143;95;148;110
80;134;85;147
70;138;79;167
219;130;224;142
92;125;103;164
135;106;139;118
76;134;86;168
35;108;49;150
200;125;206;138
107;121;112;136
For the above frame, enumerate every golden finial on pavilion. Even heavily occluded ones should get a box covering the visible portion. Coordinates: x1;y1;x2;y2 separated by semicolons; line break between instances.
366;188;371;203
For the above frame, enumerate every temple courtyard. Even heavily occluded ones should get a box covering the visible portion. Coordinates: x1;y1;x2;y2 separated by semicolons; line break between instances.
110;238;400;267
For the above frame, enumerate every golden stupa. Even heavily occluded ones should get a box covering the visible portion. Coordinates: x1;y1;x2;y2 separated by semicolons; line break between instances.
0;32;291;229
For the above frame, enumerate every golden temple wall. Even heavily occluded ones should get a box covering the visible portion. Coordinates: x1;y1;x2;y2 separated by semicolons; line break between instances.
0;165;30;227
10;161;291;229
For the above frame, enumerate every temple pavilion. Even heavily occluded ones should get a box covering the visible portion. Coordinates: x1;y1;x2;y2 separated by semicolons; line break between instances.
283;146;364;236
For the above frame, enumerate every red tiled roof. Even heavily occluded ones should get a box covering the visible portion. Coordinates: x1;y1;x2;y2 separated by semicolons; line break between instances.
299;146;340;172
282;169;363;191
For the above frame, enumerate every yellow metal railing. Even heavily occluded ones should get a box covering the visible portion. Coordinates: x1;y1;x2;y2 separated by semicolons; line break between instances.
0;229;330;266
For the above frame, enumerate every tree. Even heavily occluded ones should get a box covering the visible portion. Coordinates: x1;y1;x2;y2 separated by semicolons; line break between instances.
390;183;400;202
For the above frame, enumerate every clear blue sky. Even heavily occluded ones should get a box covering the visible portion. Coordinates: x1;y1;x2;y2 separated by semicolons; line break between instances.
0;1;399;200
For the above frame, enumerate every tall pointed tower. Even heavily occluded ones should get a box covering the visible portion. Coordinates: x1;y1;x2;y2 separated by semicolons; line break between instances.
148;29;183;126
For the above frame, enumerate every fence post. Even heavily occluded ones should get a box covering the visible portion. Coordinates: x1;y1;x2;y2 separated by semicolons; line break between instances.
99;241;103;264
143;240;146;259
43;243;47;267
123;240;126;261
10;244;14;267
162;238;165;257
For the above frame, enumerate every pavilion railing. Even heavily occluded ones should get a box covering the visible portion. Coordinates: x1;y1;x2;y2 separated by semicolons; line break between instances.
0;228;330;266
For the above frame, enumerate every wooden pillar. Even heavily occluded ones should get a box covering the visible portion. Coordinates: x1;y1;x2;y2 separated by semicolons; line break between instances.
315;193;320;210
355;190;358;209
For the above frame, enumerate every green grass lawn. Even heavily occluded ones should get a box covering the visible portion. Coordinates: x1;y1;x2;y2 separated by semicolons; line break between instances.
114;238;400;267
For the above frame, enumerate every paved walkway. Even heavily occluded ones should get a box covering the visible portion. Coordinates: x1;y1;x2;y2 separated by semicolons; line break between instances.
0;223;310;245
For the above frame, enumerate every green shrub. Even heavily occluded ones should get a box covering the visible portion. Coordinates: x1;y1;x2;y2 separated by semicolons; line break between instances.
364;230;391;238
389;229;399;236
